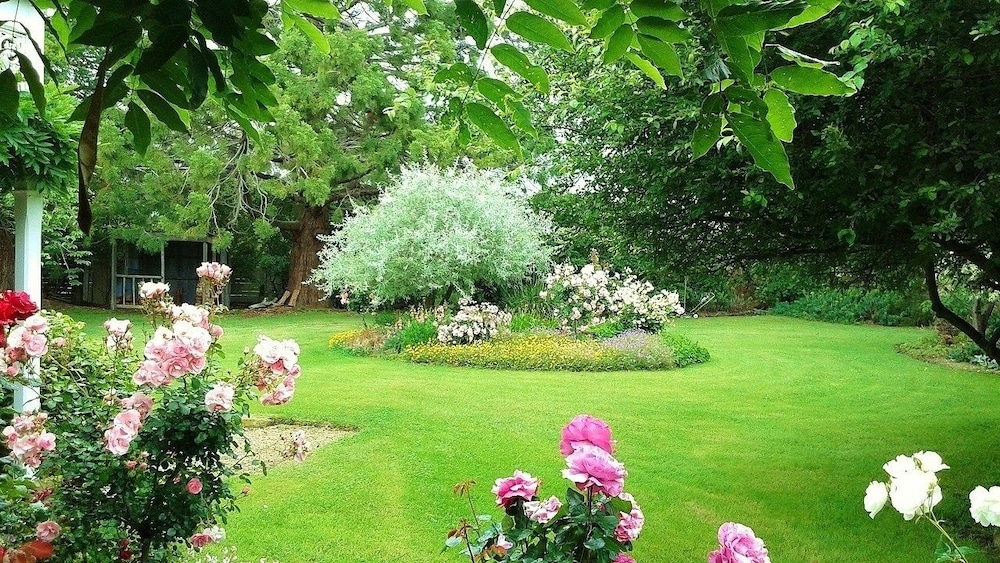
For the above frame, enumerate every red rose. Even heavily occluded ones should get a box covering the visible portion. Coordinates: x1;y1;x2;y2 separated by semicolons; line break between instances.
0;290;38;326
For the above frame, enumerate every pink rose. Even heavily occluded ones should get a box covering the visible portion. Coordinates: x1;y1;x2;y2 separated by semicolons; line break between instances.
104;426;134;456
560;414;615;456
524;495;562;523
562;445;627;497
708;522;770;563
614;492;644;542
23;314;48;333
23;332;48;357
187;478;203;494
189;532;213;548
492;470;540;508
613;554;636;563
121;393;154;419
113;410;142;436
35;520;61;542
205;383;235;412
260;377;295;406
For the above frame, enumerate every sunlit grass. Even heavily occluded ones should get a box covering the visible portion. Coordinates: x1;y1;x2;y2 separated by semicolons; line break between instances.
63;307;1000;562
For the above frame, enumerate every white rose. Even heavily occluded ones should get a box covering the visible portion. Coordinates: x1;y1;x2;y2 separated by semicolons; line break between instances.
970;486;1000;527
889;471;940;520
864;481;889;519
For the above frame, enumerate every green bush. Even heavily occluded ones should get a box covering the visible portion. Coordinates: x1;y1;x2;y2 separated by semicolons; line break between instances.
589;320;625;338
371;311;398;327
771;288;933;327
383;319;438;352
661;332;711;367
509;312;559;333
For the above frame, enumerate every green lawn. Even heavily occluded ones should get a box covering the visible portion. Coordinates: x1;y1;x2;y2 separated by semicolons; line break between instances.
64;308;1000;562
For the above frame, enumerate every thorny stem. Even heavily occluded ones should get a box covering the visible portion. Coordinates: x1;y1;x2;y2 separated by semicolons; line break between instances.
466;493;482;533
581;487;595;563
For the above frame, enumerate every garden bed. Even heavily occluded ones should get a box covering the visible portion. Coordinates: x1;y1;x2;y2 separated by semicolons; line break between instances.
237;418;354;473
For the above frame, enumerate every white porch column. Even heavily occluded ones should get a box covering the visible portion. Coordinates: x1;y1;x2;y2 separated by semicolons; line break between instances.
13;189;43;413
4;0;46;415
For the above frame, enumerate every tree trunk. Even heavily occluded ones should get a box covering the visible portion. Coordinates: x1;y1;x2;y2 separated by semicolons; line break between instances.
283;204;330;307
0;228;12;290
925;262;1000;363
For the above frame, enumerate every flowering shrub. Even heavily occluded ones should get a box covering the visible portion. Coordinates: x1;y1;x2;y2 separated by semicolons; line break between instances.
197;261;232;307
436;300;512;345
1;292;61;560
540;263;683;334
864;450;999;562
446;415;642;562
1;266;308;561
447;415;770;563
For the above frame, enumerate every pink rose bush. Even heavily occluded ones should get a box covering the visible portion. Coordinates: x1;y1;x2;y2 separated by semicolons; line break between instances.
708;522;771;563
1;265;313;559
0;293;60;557
866;451;999;562
250;335;302;406
447;415;642;561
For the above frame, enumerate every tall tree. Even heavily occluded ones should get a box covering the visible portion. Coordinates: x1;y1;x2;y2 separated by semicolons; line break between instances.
534;0;1000;360
91;3;461;305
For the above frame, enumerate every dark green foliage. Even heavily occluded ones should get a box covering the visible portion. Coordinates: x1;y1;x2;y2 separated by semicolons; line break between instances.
383;319;438;352
372;311;399;327
661;332;710;367
771;288;933;327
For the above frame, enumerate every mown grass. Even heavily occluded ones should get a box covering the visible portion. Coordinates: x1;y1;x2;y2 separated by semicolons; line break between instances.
63;307;1000;562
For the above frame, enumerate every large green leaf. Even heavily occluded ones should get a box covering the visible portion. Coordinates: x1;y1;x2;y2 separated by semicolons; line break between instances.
466;102;521;154
728;112;794;188
603;25;634;64
715;0;807;36
771;65;854;96
629;0;688;21
136;89;189;133
637;35;682;76
282;11;331;54
635;18;693;43
524;0;588;26
456;0;491;48
15;53;45;118
763;88;795;142
285;0;341;18
691;115;723;159
134;26;189;74
778;0;839;29
507;99;538;137
0;70;17;118
491;44;550;93
590;6;626;39
124;101;152;155
718;33;760;83
506;12;573;51
478;78;519;106
624;52;665;89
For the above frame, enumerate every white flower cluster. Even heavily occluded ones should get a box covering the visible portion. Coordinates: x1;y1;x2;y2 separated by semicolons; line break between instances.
540;263;684;333
436;300;512;345
865;451;948;521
